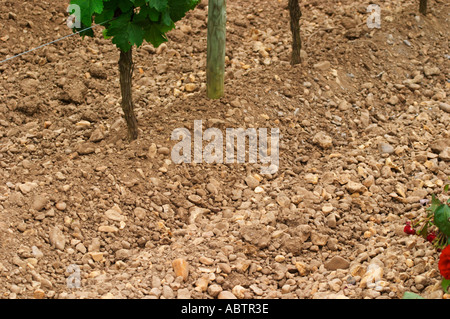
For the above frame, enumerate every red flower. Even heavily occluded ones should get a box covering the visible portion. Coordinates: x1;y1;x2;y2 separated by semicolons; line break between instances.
426;232;436;243
404;224;415;235
438;245;450;280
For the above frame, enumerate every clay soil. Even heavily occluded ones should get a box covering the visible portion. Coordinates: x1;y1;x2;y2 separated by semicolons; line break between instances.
0;0;449;299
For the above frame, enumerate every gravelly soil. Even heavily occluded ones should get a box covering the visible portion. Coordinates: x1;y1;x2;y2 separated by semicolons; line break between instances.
0;0;449;299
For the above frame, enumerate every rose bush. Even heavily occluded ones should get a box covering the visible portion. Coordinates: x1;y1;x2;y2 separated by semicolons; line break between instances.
403;184;450;297
438;245;450;291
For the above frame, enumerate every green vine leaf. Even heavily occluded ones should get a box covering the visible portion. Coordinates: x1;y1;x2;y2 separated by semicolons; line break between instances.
429;194;443;213
442;278;450;294
148;0;169;12
402;291;425;299
434;204;450;237
70;0;200;51
70;0;104;27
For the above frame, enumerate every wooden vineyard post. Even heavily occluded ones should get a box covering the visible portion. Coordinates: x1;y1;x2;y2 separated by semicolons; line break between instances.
206;0;226;99
289;0;302;65
69;0;199;141
119;48;138;141
419;0;427;15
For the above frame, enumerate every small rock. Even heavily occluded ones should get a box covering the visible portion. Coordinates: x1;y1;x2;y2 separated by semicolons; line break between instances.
218;263;232;274
250;284;264;296
49;226;66;250
33;289;45;299
98;225;119;233
185;83;197;92
311;233;328;246
230;98;241;108
55;202;67;211
10;285;20;294
31;195;48;211
195;276;210;292
149;288;161;298
363;230;373;238
89;63;107;79
88;238;101;252
206;183;218;195
177;288;191;299
218;291;237;299
430;139;450;154
313;61;331;70
386;34;394;45
344;29;361;40
208;284;223;297
326;213;337;228
8;12;17;20
105;205;126;222
17;223;27;232
338;100;351;111
276;194;291;207
312;292;349;299
134;207;147;219
254;186;264;193
295;262;309;276
439;102;450;113
76;143;95;155
232;285;246;299
75;243;86;254
18;183;36;194
240;225;270;248
388;95;399;105
329;278;342;292
90;252;104;262
415;275;428;286
406;259;414;267
158;147;170;155
321;203;334;215
313;131;333;149
89;128;105;142
115;249;131;260
162;285;175;299
148;143;157;158
439;147;450;161
304;173;318;184
188;194;202;205
31;246;44;259
55;171;66;181
424;65;440;76
199;256;214;266
76;120;91;129
346;181;367;194
244;175;260;189
324;256;350;270
172;258;189;281
379;142;395;154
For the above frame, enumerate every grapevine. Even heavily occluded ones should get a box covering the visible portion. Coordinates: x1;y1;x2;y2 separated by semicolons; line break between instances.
69;0;200;140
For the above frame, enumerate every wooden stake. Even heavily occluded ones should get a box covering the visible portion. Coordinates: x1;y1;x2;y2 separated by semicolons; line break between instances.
419;0;427;15
119;48;138;140
289;0;302;65
206;0;226;99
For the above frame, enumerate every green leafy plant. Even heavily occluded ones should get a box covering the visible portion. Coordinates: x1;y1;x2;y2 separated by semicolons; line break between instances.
69;0;200;140
402;291;425;299
410;184;450;249
403;183;450;297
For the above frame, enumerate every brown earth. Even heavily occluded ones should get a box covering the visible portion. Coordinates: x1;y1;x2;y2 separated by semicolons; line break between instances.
0;0;449;299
